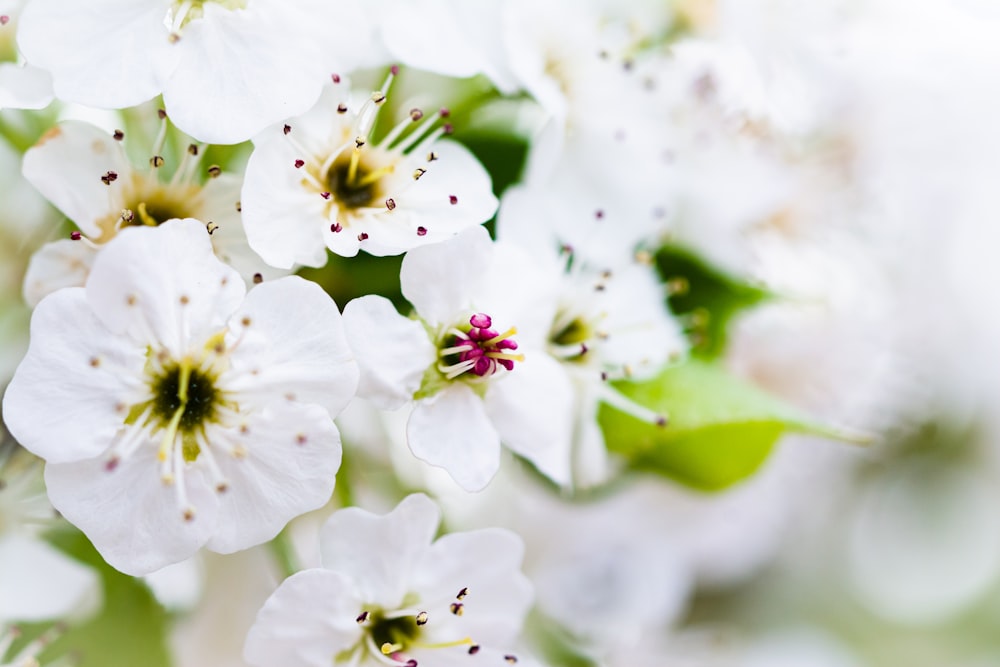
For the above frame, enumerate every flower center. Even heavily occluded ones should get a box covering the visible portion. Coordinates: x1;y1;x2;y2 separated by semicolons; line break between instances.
350;589;493;666
437;313;525;380
325;153;383;210
285;68;455;234
547;311;597;363
368;612;421;652
150;361;221;441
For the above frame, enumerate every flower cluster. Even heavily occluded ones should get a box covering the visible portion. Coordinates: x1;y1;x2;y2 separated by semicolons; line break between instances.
2;0;993;666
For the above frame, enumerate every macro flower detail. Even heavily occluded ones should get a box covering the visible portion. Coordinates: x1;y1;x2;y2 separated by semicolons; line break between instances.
438;313;523;380
244;493;533;667
343;226;574;491
2;219;359;575
15;0;368;143
20;119;277;307
241;72;498;267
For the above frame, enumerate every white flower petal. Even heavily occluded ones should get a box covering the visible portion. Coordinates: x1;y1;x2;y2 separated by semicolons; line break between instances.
0;62;53;110
45;446;220;576
486;353;575;486
206;402;342;554
400;225;494;325
17;0;174;108
319;493;440;608
162;3;326;144
21;121;129;237
379;0;517;92
22;238;99;307
3;287;142;463
243;569;364;667
406;384;501;491
223;276;358;418
412;528;533;643
0;533;100;622
342;295;436;409
85;219;245;356
201;173;290;285
241;130;331;269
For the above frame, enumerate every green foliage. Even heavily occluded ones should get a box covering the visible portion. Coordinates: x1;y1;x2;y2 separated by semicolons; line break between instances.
599;360;864;491
22;528;173;667
655;244;770;359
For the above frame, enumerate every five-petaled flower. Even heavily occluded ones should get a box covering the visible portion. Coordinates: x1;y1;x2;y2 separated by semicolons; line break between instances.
2;219;359;575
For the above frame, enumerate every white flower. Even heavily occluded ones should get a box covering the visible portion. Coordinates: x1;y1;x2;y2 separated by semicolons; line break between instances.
343;226;574;491
15;0;370;143
20;119;280;307
2;219;359;575
497;188;686;486
241;73;498;267
244;493;533;667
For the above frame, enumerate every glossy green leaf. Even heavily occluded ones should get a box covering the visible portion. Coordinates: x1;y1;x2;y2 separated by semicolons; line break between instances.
655;243;770;358
599;360;865;491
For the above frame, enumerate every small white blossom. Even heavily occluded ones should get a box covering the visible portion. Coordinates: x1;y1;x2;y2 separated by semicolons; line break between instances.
241;73;498;267
343;227;575;491
244;493;533;667
3;219;359;575
21;120;278;307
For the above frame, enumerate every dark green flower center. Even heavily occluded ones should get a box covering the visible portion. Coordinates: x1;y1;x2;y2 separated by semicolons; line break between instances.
368;612;421;650
326;156;381;210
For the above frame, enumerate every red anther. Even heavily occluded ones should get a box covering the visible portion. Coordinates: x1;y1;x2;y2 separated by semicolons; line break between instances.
70;231;82;241
294;159;305;168
331;73;341;83
449;195;458;205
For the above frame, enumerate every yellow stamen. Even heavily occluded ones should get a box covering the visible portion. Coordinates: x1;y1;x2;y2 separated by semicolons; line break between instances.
484;327;518;346
414;637;475;650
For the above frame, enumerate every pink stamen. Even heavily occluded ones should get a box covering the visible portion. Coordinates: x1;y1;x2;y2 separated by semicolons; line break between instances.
440;314;524;379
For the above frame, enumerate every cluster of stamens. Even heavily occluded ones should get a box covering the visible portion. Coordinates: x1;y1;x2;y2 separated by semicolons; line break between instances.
283;66;457;240
351;587;516;666
93;311;258;522
73;109;222;246
438;314;524;380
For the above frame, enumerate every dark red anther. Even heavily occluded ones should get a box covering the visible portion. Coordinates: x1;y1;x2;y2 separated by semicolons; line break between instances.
294;159;305;168
416;226;427;236
70;231;82;241
449;195;458;205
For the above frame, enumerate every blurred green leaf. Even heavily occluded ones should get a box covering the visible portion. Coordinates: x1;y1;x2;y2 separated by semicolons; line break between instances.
599;360;865;491
655;243;770;359
30;527;172;667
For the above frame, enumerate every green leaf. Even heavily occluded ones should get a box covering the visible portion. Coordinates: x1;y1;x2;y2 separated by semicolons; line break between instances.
27;527;173;667
655;243;770;359
598;360;866;491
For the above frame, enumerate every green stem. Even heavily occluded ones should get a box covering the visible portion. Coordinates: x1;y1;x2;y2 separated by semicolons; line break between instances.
268;529;300;580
